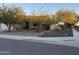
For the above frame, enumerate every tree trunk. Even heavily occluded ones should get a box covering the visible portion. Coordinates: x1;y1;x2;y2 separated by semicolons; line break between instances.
39;24;43;32
8;26;11;32
7;24;12;32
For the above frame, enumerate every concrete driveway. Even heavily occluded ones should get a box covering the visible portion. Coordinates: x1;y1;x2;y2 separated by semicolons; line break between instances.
0;29;79;48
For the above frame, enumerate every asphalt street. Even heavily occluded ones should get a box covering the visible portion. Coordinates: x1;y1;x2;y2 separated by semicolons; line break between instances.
0;39;79;55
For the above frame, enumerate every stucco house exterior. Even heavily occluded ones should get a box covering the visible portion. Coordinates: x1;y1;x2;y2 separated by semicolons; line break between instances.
0;23;13;32
50;24;61;30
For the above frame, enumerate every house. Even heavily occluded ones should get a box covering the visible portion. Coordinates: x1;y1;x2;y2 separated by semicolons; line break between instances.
0;23;13;32
50;24;61;30
0;23;8;32
24;15;52;31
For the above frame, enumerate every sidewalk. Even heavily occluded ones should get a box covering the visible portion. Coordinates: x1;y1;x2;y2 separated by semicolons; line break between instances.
0;29;79;48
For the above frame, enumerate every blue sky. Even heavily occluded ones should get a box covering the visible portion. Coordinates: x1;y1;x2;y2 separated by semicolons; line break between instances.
0;3;79;15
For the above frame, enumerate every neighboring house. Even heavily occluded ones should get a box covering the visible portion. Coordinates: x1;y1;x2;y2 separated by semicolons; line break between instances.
0;23;13;32
74;21;79;27
50;24;61;30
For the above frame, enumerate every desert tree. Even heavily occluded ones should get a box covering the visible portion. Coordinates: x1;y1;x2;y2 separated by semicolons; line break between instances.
55;9;77;30
0;5;26;31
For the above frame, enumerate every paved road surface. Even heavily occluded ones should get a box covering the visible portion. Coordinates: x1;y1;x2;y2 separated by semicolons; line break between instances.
0;39;79;55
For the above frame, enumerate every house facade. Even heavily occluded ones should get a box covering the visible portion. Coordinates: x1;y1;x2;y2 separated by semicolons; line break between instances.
24;15;52;31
